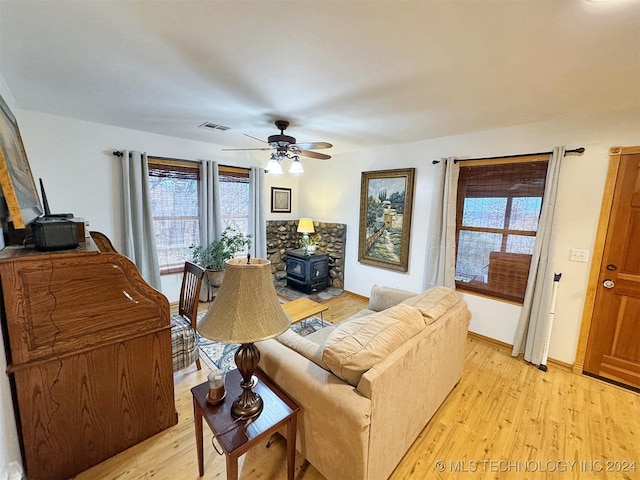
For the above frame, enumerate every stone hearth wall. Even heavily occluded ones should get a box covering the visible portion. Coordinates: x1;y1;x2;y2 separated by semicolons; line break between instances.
267;220;347;289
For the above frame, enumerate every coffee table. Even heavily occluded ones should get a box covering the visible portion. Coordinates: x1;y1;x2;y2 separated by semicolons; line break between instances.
192;368;299;480
281;297;328;326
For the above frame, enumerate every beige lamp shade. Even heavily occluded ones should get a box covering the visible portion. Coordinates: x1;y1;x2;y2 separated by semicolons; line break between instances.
297;218;315;234
198;257;291;344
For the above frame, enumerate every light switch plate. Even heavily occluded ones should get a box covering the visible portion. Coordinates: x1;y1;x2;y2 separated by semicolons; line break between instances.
570;248;589;263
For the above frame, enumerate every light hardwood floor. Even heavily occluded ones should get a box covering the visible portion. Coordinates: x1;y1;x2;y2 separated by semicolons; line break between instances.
74;293;640;480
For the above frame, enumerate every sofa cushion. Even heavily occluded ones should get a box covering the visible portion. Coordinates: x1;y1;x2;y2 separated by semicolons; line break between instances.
321;304;425;386
368;285;417;312
276;329;327;369
400;287;459;325
305;324;336;346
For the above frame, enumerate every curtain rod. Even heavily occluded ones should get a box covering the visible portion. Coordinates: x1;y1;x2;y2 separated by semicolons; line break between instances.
431;147;585;165
111;151;250;172
112;151;199;164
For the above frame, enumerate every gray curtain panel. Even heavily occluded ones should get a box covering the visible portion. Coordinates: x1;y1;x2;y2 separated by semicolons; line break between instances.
249;166;267;258
512;146;565;364
200;159;223;248
424;157;459;290
120;150;162;290
197;160;223;301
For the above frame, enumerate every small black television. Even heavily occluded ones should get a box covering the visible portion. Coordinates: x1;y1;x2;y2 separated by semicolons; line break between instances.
0;94;43;229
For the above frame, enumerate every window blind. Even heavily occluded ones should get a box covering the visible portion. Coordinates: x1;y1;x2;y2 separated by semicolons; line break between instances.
148;159;200;274
455;159;548;303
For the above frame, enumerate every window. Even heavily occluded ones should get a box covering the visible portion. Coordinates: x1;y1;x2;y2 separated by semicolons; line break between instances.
218;166;250;236
148;160;250;274
455;158;548;303
148;158;200;274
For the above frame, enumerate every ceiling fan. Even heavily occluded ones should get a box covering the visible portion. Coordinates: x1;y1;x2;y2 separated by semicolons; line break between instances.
223;120;333;160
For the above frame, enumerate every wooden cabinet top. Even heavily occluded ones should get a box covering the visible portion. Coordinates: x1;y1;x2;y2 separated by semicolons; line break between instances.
0;238;99;261
0;239;169;369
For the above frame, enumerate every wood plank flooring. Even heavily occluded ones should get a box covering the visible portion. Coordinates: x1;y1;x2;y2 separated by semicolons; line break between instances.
74;293;640;480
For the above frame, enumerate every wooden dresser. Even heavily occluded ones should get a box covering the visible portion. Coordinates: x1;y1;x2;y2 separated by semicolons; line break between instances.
0;239;176;480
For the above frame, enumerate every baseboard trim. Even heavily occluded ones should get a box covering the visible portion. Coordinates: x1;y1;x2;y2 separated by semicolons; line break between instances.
467;331;511;350
545;357;573;373
343;290;369;301
467;331;573;373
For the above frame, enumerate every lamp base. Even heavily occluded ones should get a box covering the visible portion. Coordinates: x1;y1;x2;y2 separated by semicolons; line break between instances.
231;392;263;419
231;343;263;419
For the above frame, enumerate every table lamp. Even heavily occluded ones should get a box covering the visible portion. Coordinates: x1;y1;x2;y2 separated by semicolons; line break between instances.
297;218;315;253
198;257;291;418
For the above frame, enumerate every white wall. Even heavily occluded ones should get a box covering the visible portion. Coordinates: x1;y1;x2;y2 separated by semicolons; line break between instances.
299;107;640;364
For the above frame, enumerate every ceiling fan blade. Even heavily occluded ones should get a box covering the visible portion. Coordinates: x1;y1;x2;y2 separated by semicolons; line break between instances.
295;142;333;150
221;147;273;151
244;133;269;144
300;150;331;160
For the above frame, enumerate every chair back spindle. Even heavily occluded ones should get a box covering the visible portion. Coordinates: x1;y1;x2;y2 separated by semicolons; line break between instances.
179;261;206;330
170;261;206;371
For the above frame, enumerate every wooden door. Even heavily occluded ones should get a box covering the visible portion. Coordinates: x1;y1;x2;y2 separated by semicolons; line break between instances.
583;148;640;390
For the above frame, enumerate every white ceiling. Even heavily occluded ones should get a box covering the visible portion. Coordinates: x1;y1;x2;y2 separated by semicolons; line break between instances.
1;0;639;156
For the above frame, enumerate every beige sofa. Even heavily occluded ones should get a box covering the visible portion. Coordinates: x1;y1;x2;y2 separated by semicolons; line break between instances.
258;285;471;480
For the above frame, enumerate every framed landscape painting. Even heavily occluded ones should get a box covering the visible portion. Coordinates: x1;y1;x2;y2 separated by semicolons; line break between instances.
0;94;43;229
271;187;292;213
358;168;415;272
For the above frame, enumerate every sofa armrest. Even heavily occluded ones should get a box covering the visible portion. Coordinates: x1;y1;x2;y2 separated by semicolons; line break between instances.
258;337;372;480
275;329;326;368
356;300;471;480
258;337;371;420
368;284;417;312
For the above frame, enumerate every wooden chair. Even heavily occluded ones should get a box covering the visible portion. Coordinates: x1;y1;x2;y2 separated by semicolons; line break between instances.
171;261;206;372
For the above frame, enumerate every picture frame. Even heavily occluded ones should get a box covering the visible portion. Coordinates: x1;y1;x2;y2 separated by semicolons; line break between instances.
358;168;416;272
0;94;43;229
271;187;292;213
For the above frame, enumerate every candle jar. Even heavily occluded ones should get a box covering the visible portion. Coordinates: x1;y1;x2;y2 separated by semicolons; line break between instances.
207;369;226;405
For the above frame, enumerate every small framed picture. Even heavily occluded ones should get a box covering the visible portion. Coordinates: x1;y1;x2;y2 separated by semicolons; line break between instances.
271;187;292;213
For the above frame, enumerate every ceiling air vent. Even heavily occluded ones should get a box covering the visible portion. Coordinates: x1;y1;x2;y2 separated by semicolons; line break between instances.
198;122;231;131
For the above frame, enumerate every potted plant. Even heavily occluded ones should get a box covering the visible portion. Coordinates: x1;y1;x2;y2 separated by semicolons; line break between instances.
301;234;319;254
189;227;252;286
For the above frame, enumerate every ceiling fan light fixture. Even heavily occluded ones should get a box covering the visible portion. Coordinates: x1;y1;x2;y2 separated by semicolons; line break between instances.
268;134;296;146
224;119;332;163
289;156;304;174
266;153;283;175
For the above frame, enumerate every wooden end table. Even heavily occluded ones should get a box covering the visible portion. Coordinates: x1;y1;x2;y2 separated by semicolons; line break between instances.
192;368;299;480
281;297;329;327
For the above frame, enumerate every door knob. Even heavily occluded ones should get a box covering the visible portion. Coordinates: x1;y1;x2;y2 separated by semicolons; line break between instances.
603;279;615;289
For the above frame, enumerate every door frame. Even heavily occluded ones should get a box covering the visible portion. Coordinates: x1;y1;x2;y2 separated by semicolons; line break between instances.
573;146;640;374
